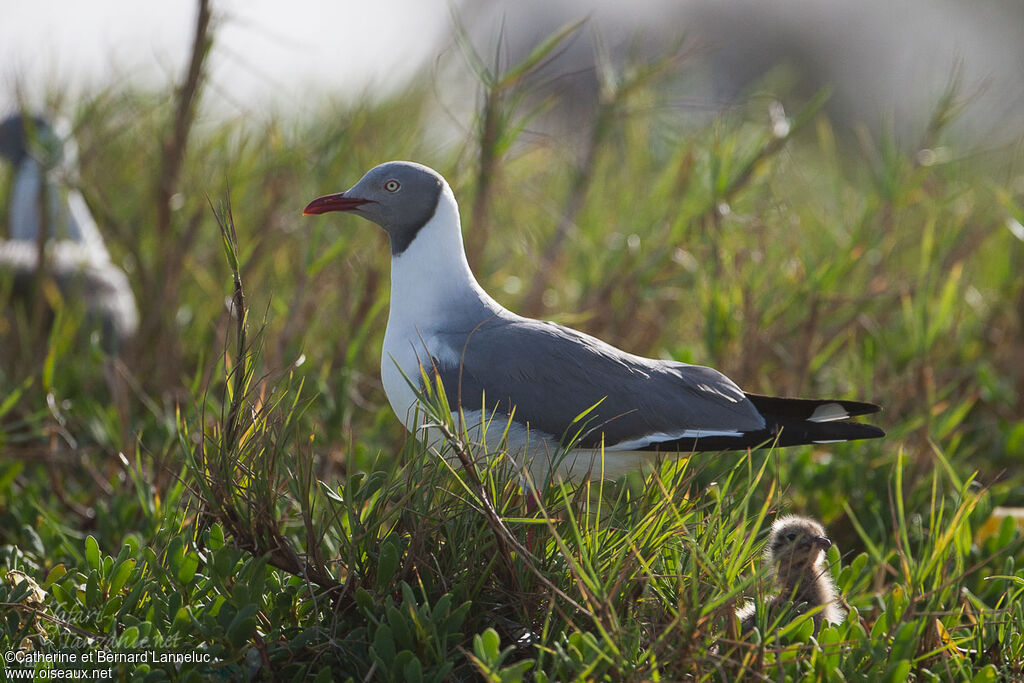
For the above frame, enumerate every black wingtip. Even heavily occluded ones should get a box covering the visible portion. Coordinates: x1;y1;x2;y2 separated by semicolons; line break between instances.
634;410;885;454
745;393;882;421
801;420;885;444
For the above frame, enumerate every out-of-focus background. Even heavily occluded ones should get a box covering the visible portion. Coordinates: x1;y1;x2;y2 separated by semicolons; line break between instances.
5;0;1024;142
0;0;449;114
2;1;1024;679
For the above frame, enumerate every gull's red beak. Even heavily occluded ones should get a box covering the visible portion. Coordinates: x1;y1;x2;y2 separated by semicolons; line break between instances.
302;193;373;215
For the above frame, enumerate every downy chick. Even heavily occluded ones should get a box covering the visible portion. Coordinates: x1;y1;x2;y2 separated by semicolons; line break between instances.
737;515;844;634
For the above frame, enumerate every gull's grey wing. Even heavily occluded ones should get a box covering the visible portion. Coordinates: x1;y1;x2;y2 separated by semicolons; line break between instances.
432;315;765;448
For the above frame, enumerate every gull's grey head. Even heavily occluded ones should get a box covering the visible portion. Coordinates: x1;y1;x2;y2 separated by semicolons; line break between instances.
303;161;445;255
768;515;832;570
0;114;66;168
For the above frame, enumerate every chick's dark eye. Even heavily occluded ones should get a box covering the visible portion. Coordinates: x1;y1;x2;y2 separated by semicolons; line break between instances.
786;533;797;541
384;179;401;192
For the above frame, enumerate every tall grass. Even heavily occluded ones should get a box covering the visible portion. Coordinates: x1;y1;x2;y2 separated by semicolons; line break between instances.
1;7;1023;680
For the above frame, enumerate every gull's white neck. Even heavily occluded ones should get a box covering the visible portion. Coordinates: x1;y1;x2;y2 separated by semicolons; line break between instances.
381;185;503;431
386;186;500;335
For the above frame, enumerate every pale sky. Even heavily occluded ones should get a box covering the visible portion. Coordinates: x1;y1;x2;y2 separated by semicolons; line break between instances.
2;0;1021;143
0;1;451;116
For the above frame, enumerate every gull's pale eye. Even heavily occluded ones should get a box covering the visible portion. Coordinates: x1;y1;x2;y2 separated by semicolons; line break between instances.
384;179;401;193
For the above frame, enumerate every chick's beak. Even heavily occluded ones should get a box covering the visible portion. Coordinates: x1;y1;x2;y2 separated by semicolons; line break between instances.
303;193;373;215
797;536;832;551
